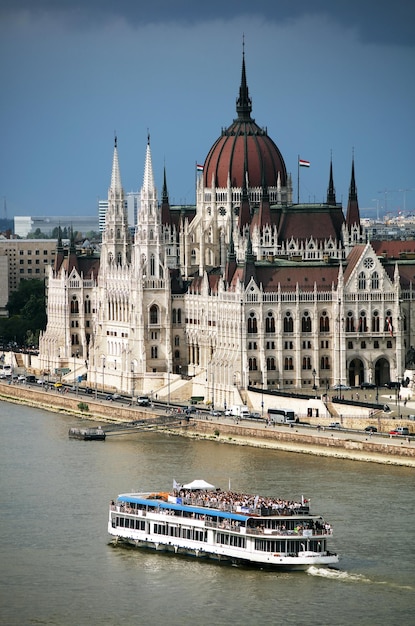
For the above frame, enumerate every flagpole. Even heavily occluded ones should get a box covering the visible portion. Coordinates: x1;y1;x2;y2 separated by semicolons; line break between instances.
297;154;300;203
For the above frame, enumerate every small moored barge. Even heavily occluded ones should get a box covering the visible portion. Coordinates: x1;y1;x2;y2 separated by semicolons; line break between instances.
69;427;106;441
108;479;338;570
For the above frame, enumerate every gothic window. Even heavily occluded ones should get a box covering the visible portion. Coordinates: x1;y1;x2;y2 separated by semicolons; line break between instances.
346;311;355;332
172;309;177;324
117;228;121;239
150;254;155;276
117;252;122;265
70;297;79;314
151;346;158;359
284;357;294;371
174;350;180;359
266;357;276;371
320;356;330;370
191;249;197;263
247;312;257;334
248;357;258;371
283;311;293;333
302;356;312;370
319;311;330;332
302;311;311;333
371;271;379;290
177;308;182;324
150;305;159;325
219;207;226;216
372;310;380;332
149;229;154;241
265;311;275;333
84;298;91;314
358;271;366;290
358;311;367;332
174;335;180;346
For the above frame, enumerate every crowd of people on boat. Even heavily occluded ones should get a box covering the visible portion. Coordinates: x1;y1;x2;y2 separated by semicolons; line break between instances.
173;488;309;516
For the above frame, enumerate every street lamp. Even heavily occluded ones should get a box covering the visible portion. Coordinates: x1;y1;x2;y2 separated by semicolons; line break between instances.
312;368;317;397
102;356;105;396
131;361;135;404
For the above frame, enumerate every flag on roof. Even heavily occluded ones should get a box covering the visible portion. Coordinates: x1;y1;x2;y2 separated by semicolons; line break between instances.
196;164;204;172
299;158;310;167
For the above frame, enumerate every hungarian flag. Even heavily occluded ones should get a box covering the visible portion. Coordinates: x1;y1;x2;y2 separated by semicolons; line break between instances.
299;158;310;167
196;164;204;172
386;317;393;337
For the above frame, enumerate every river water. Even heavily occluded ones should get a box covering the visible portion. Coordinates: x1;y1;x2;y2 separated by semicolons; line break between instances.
0;401;413;626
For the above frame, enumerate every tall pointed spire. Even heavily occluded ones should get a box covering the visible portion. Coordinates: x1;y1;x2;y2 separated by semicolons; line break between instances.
326;154;336;205
110;134;122;193
345;155;361;227
236;37;252;121
142;132;155;192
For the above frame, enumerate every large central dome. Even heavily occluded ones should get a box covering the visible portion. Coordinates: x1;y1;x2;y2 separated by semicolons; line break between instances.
203;53;287;190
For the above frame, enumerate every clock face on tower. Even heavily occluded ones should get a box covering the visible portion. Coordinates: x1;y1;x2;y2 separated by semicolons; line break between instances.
363;257;374;269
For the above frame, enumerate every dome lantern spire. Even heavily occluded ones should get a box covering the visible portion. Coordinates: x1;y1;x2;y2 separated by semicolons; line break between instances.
236;38;252;121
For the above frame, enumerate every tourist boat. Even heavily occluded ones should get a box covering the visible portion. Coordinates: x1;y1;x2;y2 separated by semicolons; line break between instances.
68;427;106;441
108;479;338;570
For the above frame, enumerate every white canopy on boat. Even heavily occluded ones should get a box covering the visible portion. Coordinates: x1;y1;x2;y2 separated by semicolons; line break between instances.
182;479;215;490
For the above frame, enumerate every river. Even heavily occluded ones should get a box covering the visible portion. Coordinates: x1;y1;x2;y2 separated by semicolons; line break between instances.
0;400;413;625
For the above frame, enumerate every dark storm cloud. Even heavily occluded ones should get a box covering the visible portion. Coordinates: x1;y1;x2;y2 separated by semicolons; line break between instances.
1;0;414;47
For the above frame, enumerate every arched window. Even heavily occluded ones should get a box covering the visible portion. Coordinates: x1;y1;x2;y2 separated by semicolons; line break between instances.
372;310;380;332
84;298;91;314
284;357;294;371
174;335;180;346
70;297;79;314
358;311;367;332
320;356;330;370
174;350;180;359
248;357;258;370
346;312;355;332
151;346;158;359
302;356;312;370
371;271;379;290
320;311;329;332
150;254;155;276
266;357;276;371
150;305;158;325
358;271;366;290
302;311;312;333
172;309;177;324
247;312;257;334
117;252;122;265
265;311;275;333
283;312;293;333
177;308;182;324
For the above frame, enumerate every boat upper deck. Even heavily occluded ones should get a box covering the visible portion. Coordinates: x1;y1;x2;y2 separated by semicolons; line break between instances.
116;488;312;519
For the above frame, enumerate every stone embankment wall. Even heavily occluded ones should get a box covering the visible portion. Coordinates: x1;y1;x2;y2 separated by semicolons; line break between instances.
1;382;415;461
189;420;415;460
0;382;146;422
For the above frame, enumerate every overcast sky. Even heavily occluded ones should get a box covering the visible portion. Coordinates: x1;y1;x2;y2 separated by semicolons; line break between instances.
1;1;414;220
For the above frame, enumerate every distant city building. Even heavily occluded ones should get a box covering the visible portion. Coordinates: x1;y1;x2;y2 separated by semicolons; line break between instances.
0;238;57;317
39;52;415;404
13;215;99;238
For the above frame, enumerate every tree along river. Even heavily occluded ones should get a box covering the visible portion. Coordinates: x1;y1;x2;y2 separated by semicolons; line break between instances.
0;400;413;626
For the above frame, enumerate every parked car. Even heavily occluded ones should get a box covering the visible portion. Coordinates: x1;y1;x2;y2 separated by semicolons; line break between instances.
136;396;150;406
331;384;351;391
360;382;376;389
389;427;410;436
106;393;121;401
329;422;341;429
364;425;378;432
54;382;63;388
